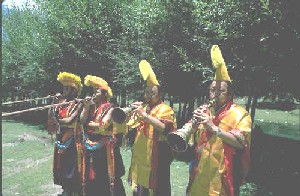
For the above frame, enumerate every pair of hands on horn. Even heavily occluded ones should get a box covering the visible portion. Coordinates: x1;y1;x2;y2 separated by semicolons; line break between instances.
81;96;95;107
192;105;218;133
51;93;63;104
130;101;167;132
130;101;146;117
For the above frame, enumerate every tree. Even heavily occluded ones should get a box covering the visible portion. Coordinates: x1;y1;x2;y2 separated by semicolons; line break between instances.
2;4;59;99
3;0;299;122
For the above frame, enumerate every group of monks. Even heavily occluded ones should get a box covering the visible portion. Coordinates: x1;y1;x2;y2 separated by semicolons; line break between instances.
47;45;252;196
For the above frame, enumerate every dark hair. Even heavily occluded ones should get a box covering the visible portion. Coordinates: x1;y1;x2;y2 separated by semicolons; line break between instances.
101;89;108;96
70;87;78;98
99;89;109;102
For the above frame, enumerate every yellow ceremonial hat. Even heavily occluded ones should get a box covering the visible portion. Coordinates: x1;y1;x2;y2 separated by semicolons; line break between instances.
139;60;159;86
84;75;113;98
57;72;82;95
210;45;231;81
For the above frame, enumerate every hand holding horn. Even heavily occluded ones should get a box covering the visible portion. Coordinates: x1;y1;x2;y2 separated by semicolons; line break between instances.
166;99;216;152
79;95;96;108
111;101;146;124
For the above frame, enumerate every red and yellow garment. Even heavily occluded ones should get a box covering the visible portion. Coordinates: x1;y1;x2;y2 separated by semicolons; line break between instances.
83;102;127;193
128;102;176;189
52;100;81;171
187;102;251;196
86;102;127;135
56;100;80;141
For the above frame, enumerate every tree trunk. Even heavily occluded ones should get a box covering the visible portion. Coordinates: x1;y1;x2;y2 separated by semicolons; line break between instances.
115;92;120;107
187;99;195;120
196;97;201;108
201;95;207;105
120;90;127;107
162;94;165;102
246;96;253;112
182;101;188;122
169;96;174;108
250;96;258;124
178;101;182;117
177;101;182;127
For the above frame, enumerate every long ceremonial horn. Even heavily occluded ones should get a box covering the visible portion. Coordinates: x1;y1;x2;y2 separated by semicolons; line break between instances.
2;95;57;105
2;100;74;117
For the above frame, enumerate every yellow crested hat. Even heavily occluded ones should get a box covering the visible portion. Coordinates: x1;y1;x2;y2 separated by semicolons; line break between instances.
57;72;82;95
139;60;159;86
210;45;231;81
84;75;113;98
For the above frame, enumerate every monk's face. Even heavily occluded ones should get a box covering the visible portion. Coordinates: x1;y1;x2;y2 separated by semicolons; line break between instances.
144;85;159;105
62;86;77;99
209;81;230;107
93;88;107;103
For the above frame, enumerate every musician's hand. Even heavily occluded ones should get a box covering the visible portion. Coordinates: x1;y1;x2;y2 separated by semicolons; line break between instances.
192;105;215;133
131;101;144;116
82;96;94;107
52;93;62;104
87;121;99;131
192;105;209;121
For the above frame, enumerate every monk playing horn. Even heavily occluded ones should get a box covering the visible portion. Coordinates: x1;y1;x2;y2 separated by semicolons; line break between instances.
48;72;83;196
127;60;177;196
80;75;126;196
185;45;252;196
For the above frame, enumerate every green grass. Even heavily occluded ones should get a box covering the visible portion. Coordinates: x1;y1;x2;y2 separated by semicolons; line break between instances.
2;158;55;196
121;147;189;196
247;103;299;140
2;120;56;195
1;120;189;196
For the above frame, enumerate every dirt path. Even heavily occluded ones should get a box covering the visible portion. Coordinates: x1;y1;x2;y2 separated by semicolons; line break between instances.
41;183;63;196
18;133;51;146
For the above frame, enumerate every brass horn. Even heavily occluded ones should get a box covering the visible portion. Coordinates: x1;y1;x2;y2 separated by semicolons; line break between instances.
112;102;147;124
167;99;216;152
111;107;134;124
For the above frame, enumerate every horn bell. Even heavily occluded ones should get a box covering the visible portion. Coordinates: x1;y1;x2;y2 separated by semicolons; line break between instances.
167;124;193;153
111;107;132;124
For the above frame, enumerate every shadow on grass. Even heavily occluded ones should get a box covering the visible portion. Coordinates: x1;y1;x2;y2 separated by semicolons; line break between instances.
247;125;300;196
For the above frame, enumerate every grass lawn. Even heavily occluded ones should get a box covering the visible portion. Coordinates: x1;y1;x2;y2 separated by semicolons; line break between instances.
2;105;299;195
2;121;61;196
234;98;299;140
2;120;189;196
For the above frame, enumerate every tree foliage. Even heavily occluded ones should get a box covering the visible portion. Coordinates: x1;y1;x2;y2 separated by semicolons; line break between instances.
2;4;59;98
2;0;299;103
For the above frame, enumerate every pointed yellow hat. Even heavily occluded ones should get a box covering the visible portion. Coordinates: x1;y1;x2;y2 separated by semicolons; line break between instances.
210;45;231;81
57;72;82;95
84;75;113;98
139;60;159;86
